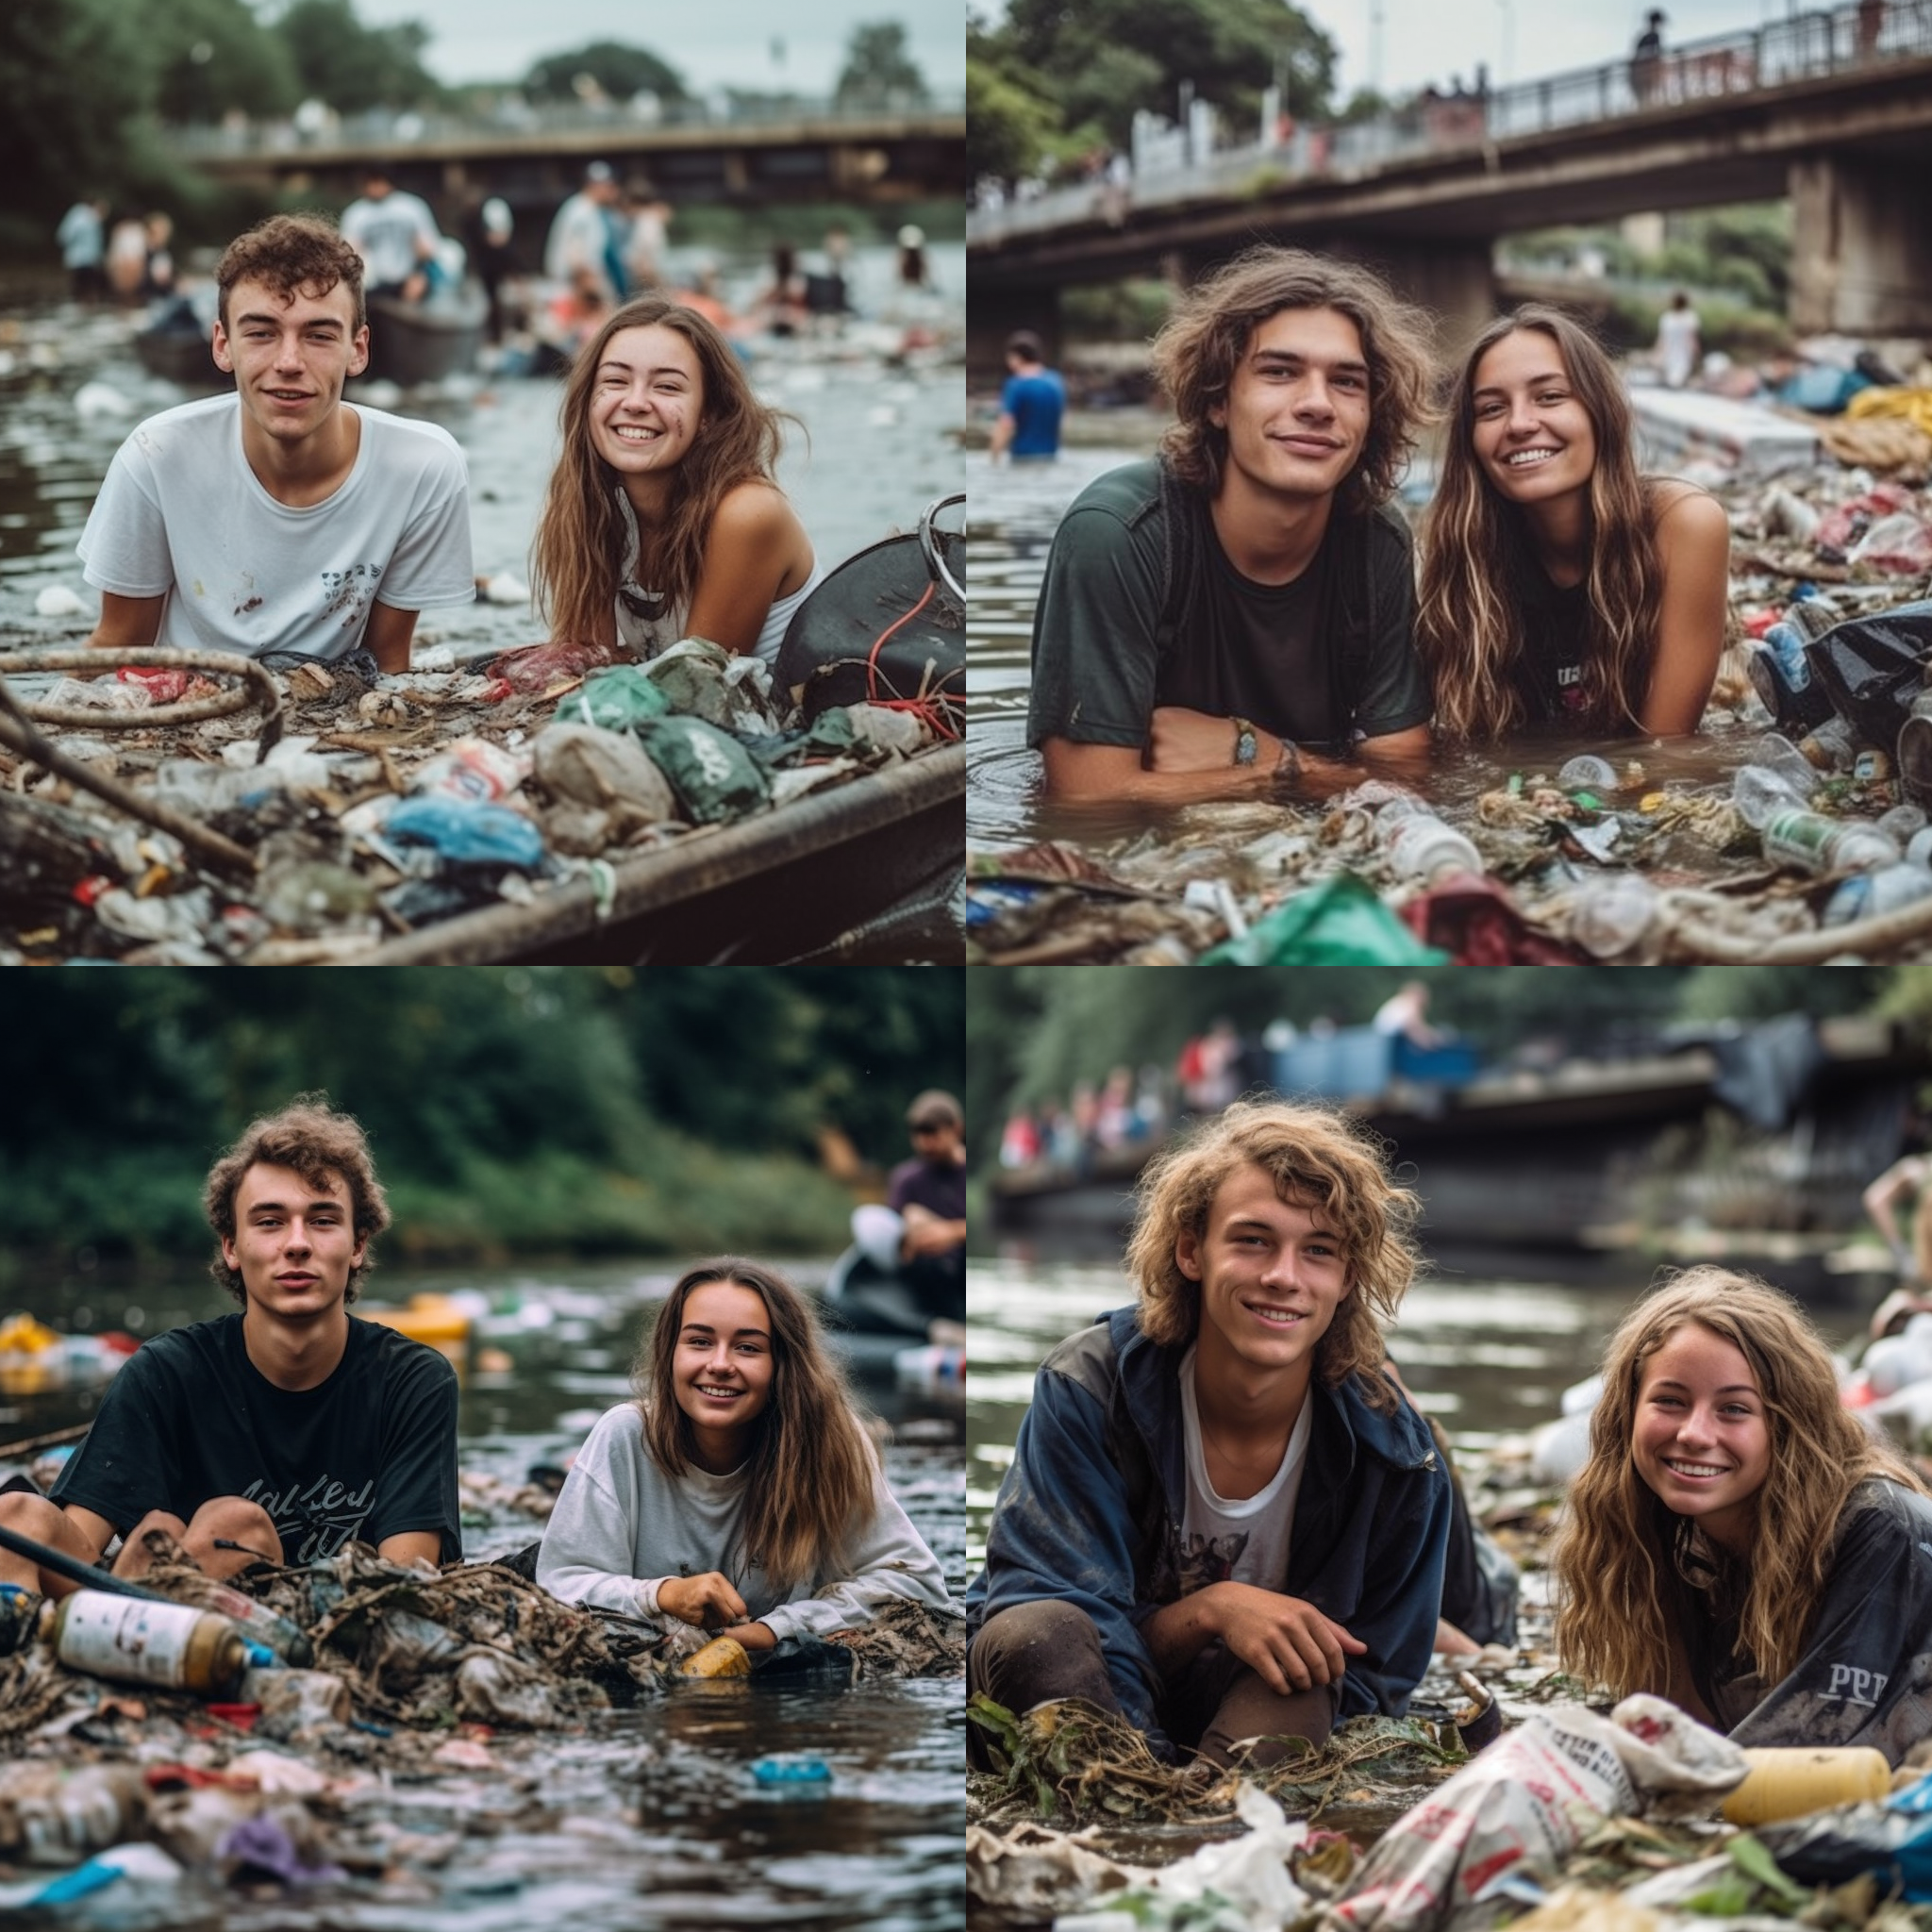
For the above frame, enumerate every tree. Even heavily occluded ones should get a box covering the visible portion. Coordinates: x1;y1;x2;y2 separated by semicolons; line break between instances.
521;41;687;107
275;0;445;114
149;0;300;125
995;0;1337;152
835;22;929;108
967;53;1062;182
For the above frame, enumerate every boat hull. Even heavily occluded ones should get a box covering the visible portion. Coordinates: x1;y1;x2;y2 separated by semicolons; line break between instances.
132;327;231;391
360;741;964;965
362;289;487;388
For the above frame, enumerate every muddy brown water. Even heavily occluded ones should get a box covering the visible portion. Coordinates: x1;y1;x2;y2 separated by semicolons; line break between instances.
1;1257;965;1929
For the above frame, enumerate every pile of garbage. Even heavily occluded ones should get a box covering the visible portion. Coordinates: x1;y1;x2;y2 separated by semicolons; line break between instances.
0;629;950;963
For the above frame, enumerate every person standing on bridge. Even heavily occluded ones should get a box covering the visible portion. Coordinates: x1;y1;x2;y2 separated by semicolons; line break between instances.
1025;247;1436;806
1631;9;1668;106
1417;304;1729;740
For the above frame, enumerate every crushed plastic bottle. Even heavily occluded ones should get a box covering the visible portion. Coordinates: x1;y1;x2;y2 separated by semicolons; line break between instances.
1733;763;1810;831
1569;873;1658;959
1761;808;1901;876
1383;814;1483;886
1824;864;1932;926
1556;755;1619;795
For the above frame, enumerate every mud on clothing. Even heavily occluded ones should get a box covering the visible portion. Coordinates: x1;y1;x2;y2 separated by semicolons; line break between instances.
1685;1477;1932;1764
77;392;475;664
964;1306;1453;1760
50;1313;461;1565
1024;458;1431;759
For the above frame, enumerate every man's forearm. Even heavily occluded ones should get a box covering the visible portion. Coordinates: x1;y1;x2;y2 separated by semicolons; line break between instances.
1045;760;1279;808
1142;1590;1222;1675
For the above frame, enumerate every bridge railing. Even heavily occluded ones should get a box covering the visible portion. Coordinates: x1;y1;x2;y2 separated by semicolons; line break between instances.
969;0;1932;245
164;92;965;159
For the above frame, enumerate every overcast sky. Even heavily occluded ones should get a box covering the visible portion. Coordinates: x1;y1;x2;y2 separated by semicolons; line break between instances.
349;0;964;93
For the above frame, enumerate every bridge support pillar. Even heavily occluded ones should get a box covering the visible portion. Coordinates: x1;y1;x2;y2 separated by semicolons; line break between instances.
969;283;1060;383
1791;155;1932;335
1344;239;1498;355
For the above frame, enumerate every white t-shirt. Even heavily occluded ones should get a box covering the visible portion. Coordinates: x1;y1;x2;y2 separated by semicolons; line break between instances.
77;392;475;663
1657;307;1700;388
544;192;613;289
341;192;440;288
1176;1343;1314;1594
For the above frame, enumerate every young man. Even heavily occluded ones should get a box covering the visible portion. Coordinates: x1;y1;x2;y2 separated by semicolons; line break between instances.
340;162;441;303
966;1100;1451;1767
75;214;475;675
0;1100;460;1637
1027;247;1436;807
990;330;1065;462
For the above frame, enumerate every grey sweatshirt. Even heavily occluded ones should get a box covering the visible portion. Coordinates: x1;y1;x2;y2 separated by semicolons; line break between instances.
535;1401;957;1642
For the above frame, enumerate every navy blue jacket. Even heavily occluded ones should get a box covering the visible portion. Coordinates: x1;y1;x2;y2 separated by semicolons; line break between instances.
966;1307;1453;1757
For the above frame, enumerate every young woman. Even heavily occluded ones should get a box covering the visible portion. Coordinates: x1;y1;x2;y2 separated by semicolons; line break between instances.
536;1258;954;1650
1417;305;1731;741
1553;1269;1932;1762
531;294;823;666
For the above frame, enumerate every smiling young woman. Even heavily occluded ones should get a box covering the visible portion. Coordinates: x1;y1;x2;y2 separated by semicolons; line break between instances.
1553;1269;1932;1761
1416;305;1731;741
530;295;821;664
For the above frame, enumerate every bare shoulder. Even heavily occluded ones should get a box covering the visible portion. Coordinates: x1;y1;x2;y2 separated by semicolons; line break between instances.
710;479;802;542
1648;480;1730;549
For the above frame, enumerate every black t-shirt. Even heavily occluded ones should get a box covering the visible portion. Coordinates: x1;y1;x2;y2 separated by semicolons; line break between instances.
1509;572;1595;727
888;1155;967;1223
52;1313;461;1565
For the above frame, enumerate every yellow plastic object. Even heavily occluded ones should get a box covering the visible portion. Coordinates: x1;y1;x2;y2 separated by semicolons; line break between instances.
360;1295;470;1366
680;1636;752;1678
0;1313;62;1354
1719;1746;1892;1825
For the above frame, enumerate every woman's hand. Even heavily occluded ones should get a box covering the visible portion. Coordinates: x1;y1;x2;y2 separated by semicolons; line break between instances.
656;1571;748;1629
719;1621;779;1652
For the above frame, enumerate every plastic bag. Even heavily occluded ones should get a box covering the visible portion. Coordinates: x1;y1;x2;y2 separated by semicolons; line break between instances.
409;738;531;806
553;666;672;731
1198;874;1450;966
484;640;614;697
384;797;548;871
1331;1699;1747;1932
631;716;771;824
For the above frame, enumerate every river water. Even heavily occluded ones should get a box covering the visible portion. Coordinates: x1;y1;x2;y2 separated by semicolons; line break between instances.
0;243;964;656
965;441;1788;903
0;1256;965;1929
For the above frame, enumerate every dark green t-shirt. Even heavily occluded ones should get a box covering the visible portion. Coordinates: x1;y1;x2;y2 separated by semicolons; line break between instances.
1025;458;1431;754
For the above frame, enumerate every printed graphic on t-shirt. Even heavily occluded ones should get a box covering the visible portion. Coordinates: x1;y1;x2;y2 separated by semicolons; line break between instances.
1175;1529;1248;1595
244;1473;376;1562
321;562;384;630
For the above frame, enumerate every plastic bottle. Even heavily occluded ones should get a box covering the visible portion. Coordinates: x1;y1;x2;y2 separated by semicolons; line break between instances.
680;1635;752;1678
7;1764;149;1864
408;738;529;806
1720;1747;1891;1827
1761;809;1901;876
44;1591;247;1698
1383;814;1483;886
1799;715;1857;773
1732;763;1809;831
193;1588;313;1668
1749;733;1822;793
1569;873;1658;958
1824;864;1932;927
1556;755;1618;794
1877;803;1928;845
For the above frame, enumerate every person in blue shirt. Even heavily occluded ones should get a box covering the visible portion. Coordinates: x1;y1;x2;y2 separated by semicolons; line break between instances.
991;330;1065;461
967;1098;1453;1770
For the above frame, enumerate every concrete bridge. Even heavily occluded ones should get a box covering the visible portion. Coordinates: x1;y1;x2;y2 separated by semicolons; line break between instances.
167;97;965;264
968;4;1932;371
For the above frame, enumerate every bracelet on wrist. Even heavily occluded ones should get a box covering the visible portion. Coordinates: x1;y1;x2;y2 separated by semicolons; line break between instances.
1271;736;1303;800
1230;715;1258;768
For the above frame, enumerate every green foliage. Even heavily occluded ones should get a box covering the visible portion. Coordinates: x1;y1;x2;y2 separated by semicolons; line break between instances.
1062;278;1174;345
967;53;1063;183
991;0;1338;150
520;40;687;106
1676;968;1887;1022
0;971;959;1269
150;0;301;124
835;23;928;107
275;0;446;114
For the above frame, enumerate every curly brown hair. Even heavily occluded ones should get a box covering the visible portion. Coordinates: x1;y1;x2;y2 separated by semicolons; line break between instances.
633;1257;875;1591
215;213;367;332
1153;246;1436;515
1553;1269;1924;1701
203;1094;391;1306
1124;1100;1423;1407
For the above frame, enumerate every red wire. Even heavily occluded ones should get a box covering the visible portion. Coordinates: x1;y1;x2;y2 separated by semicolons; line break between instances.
861;580;961;742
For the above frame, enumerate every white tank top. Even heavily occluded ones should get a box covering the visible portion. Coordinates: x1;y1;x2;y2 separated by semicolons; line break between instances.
612;491;824;667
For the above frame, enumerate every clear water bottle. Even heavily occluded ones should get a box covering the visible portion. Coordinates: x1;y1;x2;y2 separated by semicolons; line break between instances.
1384;814;1483;885
1570;873;1658;958
1733;763;1809;830
1761;808;1901;875
1750;733;1823;792
1824;864;1932;926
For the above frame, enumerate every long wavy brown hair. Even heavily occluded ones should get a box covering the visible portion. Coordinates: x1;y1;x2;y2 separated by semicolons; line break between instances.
531;296;791;648
1151;246;1435;517
1418;307;1665;740
1124;1099;1423;1409
1553;1269;1922;1701
634;1257;875;1591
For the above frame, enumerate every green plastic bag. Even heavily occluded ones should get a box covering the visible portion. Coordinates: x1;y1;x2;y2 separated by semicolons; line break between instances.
553;666;671;731
1197;873;1450;966
631;716;771;824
